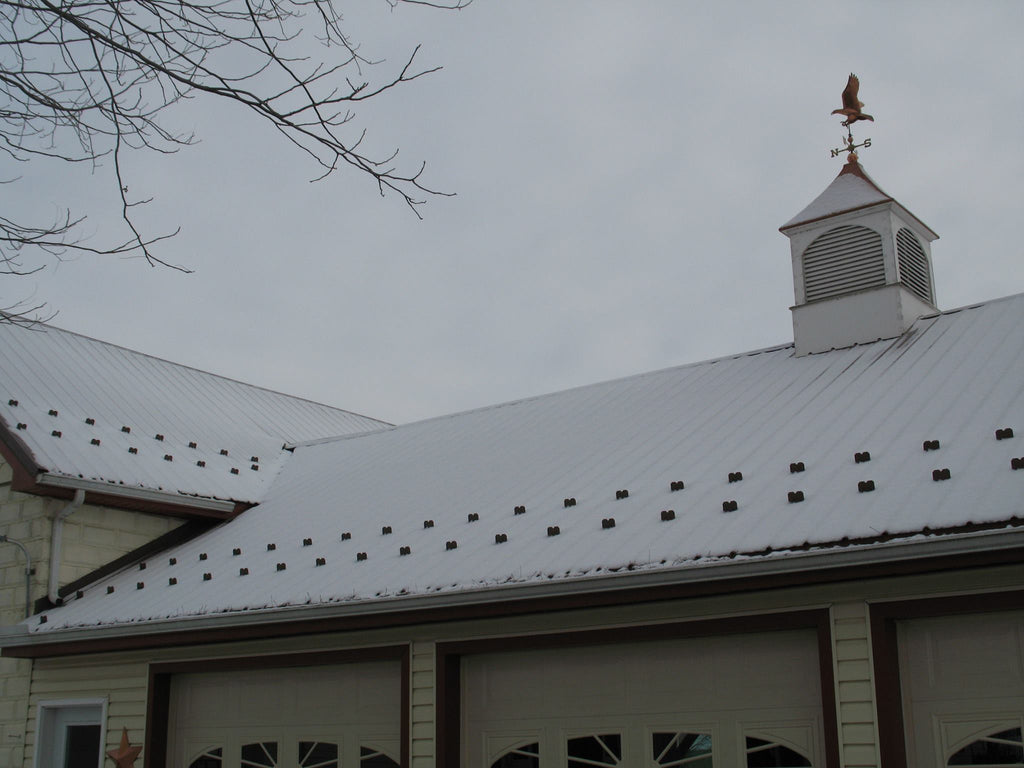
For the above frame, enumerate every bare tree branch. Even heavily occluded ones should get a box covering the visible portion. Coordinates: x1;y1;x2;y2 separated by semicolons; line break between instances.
0;0;469;322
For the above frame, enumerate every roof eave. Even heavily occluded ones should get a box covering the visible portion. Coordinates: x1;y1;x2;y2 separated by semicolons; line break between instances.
5;526;1023;658
779;198;938;241
32;473;242;519
1;417;245;519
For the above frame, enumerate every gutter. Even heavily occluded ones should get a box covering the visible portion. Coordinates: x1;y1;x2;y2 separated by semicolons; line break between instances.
36;473;237;514
48;489;84;605
2;526;1023;654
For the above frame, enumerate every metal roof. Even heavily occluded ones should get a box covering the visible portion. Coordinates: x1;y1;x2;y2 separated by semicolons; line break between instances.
0;322;389;505
27;292;1024;634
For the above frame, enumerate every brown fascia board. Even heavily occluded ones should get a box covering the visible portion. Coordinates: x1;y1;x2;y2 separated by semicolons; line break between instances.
5;538;1024;660
0;416;44;487
0;419;244;522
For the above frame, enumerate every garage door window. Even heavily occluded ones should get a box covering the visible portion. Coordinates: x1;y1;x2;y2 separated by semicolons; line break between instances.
745;737;811;767
300;742;339;768
567;734;622;768
241;742;278;767
490;742;540;768
947;727;1023;766
189;747;223;768
189;742;396;768
359;746;399;768
652;732;712;767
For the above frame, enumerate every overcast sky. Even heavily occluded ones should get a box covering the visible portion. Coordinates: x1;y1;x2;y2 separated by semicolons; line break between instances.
10;1;1024;424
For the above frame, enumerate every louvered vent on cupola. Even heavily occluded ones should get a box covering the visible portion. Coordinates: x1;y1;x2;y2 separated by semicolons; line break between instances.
896;227;933;304
803;224;884;302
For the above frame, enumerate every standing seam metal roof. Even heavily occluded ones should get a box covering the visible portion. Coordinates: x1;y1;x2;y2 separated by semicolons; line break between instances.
0;323;389;503
31;292;1024;632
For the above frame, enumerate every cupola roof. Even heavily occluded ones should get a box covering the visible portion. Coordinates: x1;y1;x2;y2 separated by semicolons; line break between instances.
781;158;937;240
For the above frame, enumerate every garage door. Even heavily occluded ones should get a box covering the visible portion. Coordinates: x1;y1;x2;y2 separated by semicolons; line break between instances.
899;610;1024;767
463;629;825;767
166;660;402;768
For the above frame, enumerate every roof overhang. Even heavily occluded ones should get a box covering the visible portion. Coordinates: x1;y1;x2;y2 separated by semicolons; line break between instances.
33;473;239;518
0;421;244;520
4;526;1023;658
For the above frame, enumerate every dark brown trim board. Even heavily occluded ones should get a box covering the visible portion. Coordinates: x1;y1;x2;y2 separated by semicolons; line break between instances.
144;644;411;768
11;545;1024;659
869;589;1024;768
436;609;840;768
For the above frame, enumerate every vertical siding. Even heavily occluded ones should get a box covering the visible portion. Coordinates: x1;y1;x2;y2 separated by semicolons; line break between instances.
410;640;436;768
832;601;881;768
25;658;149;768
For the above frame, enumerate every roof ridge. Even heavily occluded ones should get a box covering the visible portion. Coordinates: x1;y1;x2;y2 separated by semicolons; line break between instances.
306;292;1024;443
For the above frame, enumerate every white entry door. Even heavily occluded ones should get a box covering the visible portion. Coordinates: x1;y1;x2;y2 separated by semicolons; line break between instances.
35;701;106;768
899;610;1024;767
166;661;402;768
463;629;825;768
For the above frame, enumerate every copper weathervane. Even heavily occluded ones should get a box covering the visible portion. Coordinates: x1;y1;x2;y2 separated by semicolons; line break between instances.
830;73;874;162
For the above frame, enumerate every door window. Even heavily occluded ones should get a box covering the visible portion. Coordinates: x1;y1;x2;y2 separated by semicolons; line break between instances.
35;700;106;768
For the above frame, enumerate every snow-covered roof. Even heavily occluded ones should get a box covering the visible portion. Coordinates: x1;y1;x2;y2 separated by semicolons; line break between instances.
780;159;935;235
29;293;1024;633
0;322;388;506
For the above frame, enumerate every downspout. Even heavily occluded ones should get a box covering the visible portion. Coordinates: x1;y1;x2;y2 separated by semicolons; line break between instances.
49;489;85;606
0;535;32;618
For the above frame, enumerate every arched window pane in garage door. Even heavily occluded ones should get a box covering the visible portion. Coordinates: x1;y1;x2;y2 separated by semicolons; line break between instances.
745;737;811;767
567;734;622;768
947;726;1023;766
189;747;223;768
491;743;540;768
241;742;277;767
652;732;712;767
359;746;400;768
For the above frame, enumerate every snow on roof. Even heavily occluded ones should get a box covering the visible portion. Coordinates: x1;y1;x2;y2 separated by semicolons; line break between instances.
29;293;1024;632
781;160;894;230
0;322;389;504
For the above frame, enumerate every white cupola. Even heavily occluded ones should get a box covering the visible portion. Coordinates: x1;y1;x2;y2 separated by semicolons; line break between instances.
780;156;939;355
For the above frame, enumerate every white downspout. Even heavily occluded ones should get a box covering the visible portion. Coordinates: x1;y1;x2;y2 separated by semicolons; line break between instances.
49;489;85;606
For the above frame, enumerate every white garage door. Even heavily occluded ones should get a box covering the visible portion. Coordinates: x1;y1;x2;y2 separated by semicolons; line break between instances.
463;629;825;768
899;610;1024;767
166;660;402;768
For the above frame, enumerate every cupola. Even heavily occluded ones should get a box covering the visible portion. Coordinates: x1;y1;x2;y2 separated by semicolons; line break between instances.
780;77;939;355
780;158;938;355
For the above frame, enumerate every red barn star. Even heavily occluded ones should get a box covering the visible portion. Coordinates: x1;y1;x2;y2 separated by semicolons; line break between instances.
106;727;143;768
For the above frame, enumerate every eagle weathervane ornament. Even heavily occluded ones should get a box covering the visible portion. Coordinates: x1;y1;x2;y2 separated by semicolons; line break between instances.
830;73;873;162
